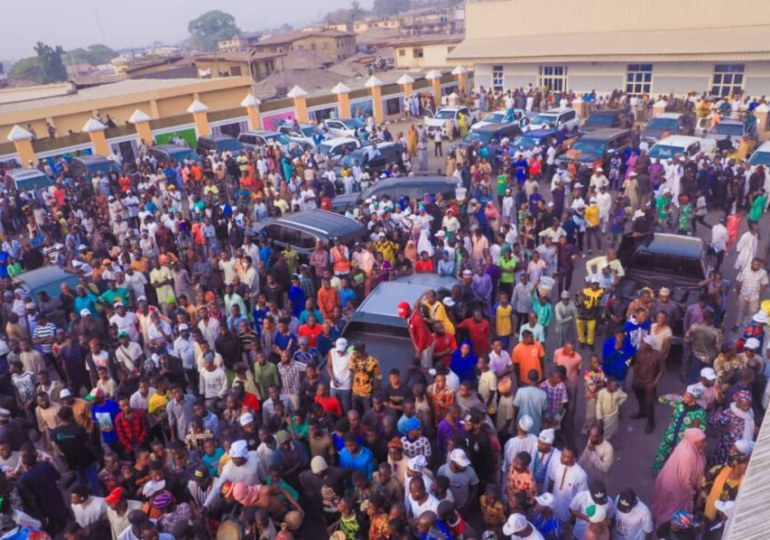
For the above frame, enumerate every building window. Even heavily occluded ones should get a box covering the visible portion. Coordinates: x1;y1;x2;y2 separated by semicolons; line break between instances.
230;66;242;77
492;65;504;91
626;64;652;95
712;64;744;96
399;49;406;57
539;65;568;91
413;48;424;58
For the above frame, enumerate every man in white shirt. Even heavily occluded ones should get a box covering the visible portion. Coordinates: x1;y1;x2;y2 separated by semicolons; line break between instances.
502;415;538;479
589;168;609;191
71;485;107;527
613;488;654;540
710;216;729;272
502;512;544;540
547;446;588;521
205;440;262;507
129;379;156;411
569;480;615;540
327;338;352;411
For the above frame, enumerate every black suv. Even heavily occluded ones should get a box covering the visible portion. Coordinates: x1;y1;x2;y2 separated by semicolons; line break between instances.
557;128;633;169
195;135;245;155
581;109;635;134
332;142;404;179
331;175;458;212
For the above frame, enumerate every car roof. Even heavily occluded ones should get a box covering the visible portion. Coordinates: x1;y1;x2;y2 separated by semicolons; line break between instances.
270;209;363;236
438;106;465;112
522;128;558;137
320;137;358;145
16;266;79;290
638;233;703;259
589;109;625;117
75;154;112;163
655;112;684;119
242;130;280;136
580;128;631;140
541;108;575;115
474;122;519;133
372;175;455;189
353;274;460;324
152;144;191;151
201;134;236;141
717;119;743;125
4;167;48;179
349;142;400;154
655;135;702;146
754;141;770;152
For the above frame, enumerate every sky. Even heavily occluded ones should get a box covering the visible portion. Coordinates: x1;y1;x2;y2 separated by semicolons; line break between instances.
1;0;370;61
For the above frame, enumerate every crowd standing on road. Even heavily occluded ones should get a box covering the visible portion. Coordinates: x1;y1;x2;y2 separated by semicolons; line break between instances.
0;85;768;540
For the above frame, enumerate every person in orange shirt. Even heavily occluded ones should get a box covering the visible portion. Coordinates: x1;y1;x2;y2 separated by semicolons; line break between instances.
191;163;203;183
512;329;546;383
317;278;339;322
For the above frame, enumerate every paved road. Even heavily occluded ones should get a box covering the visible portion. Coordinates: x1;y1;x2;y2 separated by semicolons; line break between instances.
381;117;754;505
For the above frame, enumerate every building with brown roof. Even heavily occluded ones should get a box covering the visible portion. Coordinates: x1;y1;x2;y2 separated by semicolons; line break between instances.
392;34;464;69
253;29;357;63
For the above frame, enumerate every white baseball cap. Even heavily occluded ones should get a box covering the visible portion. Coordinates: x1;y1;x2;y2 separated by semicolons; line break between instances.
335;338;348;352
534;492;555;508
502;514;529;536
449;449;471;467
229;440;249;458
700;367;717;381
239;413;254;426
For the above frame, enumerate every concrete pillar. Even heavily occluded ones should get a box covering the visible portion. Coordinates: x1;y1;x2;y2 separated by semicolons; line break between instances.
425;70;443;107
128;109;153;145
452;66;468;95
82;118;110;156
241;94;262;130
571;98;586;121
331;83;352;119
365;76;384;124
187;100;210;137
6;125;36;165
755;104;769;141
652;100;668;118
288;86;309;123
397;74;415;98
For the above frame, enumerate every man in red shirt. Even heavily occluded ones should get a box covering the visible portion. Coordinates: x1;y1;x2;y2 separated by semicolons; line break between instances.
399;294;436;370
414;252;436;273
298;315;324;347
456;309;493;356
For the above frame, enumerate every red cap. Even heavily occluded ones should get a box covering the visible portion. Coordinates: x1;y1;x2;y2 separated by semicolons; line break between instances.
397;301;410;318
104;487;123;505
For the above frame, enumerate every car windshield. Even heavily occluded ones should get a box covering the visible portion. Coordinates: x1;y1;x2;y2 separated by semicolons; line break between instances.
585;114;615;126
464;131;493;145
317;143;335;155
571;140;606;155
482;112;505;123
646;117;678;130
168;149;198;161
531;114;557;127
218;139;244;151
300;126;318;137
648;144;685;159
434;110;456;120
341;119;364;129
266;133;291;145
713;123;743;136
338;153;364;168
512;135;541;149
749;151;770;166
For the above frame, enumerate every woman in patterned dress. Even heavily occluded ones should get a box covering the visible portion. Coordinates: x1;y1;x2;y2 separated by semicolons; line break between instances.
507;451;537;506
651;386;707;475
708;389;756;465
698;441;751;522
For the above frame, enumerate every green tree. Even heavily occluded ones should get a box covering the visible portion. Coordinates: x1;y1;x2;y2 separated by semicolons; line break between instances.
8;57;43;82
188;10;241;52
69;44;118;66
351;0;364;18
373;0;410;15
34;42;67;83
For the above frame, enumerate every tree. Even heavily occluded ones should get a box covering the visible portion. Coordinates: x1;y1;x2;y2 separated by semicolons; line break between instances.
188;10;241;52
8;57;43;82
69;44;118;66
373;0;410;16
33;42;67;84
351;0;364;19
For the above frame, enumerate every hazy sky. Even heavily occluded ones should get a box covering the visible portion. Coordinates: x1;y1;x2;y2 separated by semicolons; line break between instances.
1;0;370;60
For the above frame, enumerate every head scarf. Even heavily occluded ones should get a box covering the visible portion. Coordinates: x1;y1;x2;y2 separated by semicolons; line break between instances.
450;340;478;384
652;428;707;525
232;482;261;507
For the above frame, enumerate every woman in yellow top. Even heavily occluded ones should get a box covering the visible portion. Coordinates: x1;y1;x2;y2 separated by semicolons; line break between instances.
584;198;602;255
423;290;455;336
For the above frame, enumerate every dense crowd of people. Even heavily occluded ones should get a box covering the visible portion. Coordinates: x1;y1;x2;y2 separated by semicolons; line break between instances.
0;85;767;540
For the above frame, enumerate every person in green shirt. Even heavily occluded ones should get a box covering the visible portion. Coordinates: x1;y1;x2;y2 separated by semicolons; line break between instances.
253;350;280;398
282;245;299;275
265;464;300;502
677;197;693;235
499;248;518;297
749;188;767;224
98;280;130;306
656;190;673;227
497;172;509;200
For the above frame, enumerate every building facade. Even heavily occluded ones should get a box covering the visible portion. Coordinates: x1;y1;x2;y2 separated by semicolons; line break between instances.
253;30;357;62
392;35;464;69
450;0;770;96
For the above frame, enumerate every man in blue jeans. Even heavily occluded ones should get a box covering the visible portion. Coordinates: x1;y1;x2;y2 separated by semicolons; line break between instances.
51;405;101;495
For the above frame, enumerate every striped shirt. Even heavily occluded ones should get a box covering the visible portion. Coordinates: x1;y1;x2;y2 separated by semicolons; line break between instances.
32;322;57;354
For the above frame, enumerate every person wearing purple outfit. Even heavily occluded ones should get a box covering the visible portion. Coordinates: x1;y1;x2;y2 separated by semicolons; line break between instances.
436;403;465;463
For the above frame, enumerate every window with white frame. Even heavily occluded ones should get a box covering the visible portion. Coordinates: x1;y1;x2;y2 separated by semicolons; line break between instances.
626;64;652;95
539;65;568;91
492;65;504;91
711;65;744;96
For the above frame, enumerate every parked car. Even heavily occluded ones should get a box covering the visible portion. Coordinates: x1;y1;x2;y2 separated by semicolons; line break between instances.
557;128;633;168
512;128;576;155
331;175;459;212
249;209;367;257
70;154;121;178
332;142;404;180
14;266;80;301
616;233;710;345
148;144;199;164
641;112;696;143
748;141;770;167
580;109;635;134
323;118;366;139
648;135;717;160
4;167;53;191
238;130;303;153
459;122;523;149
698;118;755;152
424;106;479;138
527;108;581;133
278;123;325;148
470;108;530;131
316;137;363;165
195;135;245;155
341;273;481;373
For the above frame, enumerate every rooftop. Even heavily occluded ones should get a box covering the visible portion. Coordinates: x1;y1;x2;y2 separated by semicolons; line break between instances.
256;29;355;47
391;34;465;48
193;51;284;63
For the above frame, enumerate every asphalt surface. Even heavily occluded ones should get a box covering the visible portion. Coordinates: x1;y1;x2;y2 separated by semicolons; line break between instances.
381;117;754;507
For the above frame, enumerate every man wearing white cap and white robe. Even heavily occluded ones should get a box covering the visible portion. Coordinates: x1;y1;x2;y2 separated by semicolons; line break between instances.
503;512;544;540
327;338;352;412
532;428;561;492
205;439;261;507
547;445;588;522
502;415;539;480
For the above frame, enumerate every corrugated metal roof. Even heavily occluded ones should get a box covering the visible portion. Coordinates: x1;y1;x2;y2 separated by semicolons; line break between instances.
725;415;770;539
449;25;770;62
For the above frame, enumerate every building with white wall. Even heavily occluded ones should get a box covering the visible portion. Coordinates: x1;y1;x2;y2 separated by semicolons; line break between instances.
449;0;770;97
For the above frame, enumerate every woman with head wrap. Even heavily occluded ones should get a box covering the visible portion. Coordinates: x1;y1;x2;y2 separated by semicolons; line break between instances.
708;389;756;465
152;490;193;534
651;428;707;527
698;439;753;523
450;341;478;385
651;386;707;476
